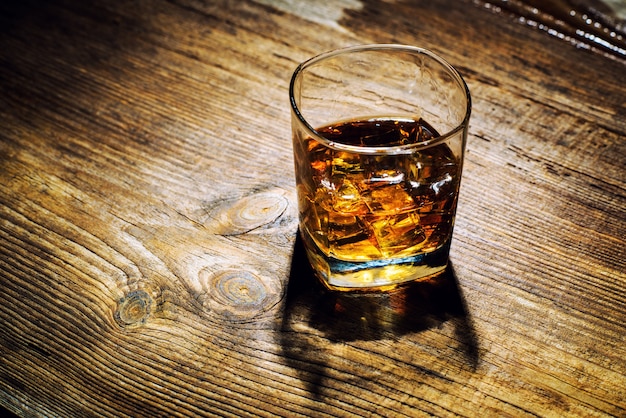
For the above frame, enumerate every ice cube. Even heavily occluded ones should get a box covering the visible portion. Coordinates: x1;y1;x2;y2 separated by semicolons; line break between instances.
431;172;453;195
332;152;363;176
328;213;367;244
328;213;381;260
367;211;426;257
363;154;405;185
361;183;416;214
367;168;405;186
324;178;367;215
332;180;361;212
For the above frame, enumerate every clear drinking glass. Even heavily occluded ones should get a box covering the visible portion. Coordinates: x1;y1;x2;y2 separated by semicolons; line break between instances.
290;44;471;292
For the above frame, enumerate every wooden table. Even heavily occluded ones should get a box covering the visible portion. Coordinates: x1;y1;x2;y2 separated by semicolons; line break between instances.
1;0;625;416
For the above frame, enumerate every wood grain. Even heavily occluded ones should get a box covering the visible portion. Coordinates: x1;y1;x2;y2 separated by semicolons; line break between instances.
1;0;625;417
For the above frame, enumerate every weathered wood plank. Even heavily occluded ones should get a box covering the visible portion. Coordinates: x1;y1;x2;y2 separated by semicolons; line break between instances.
0;0;625;416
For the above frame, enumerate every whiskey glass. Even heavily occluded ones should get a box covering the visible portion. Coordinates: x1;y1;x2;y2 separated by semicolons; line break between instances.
290;44;471;291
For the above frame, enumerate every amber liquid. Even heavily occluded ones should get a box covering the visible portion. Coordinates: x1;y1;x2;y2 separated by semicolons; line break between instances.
295;117;460;291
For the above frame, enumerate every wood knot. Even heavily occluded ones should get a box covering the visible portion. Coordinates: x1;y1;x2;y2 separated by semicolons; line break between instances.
212;190;290;235
115;290;152;328
200;268;281;322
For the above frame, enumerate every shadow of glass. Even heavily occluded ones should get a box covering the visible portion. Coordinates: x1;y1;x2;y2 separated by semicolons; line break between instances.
280;233;479;396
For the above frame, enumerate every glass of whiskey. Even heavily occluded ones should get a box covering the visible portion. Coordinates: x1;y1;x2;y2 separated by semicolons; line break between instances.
290;44;471;291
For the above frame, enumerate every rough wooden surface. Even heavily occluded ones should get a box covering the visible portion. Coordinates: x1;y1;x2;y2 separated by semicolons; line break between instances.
1;0;625;417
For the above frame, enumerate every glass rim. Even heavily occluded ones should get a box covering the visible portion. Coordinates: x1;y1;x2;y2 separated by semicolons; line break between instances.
289;44;472;155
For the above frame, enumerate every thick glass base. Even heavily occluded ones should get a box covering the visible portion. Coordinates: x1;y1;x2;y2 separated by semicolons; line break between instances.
301;231;451;292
